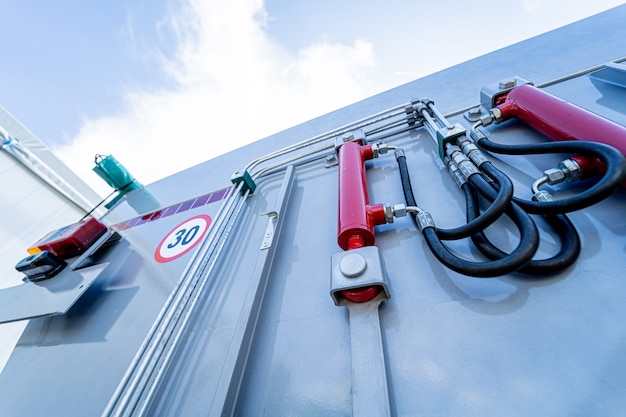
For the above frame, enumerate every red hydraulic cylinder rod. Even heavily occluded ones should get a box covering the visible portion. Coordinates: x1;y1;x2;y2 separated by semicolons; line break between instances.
497;84;626;157
337;141;386;251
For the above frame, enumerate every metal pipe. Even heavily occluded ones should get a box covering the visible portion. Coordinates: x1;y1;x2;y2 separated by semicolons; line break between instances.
427;101;453;129
418;107;439;142
245;105;408;175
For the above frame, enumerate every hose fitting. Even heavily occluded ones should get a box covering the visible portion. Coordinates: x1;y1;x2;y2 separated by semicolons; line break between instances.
445;157;467;188
446;145;480;180
533;190;554;202
459;139;489;167
415;210;436;231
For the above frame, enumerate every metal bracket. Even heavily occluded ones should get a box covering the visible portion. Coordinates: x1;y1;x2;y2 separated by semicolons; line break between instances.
71;230;121;270
230;169;257;195
0;263;109;324
334;128;366;154
436;123;467;161
590;61;626;89
480;76;532;109
260;211;278;250
330;246;390;306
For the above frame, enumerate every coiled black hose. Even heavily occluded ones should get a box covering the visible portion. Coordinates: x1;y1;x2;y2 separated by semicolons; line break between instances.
396;153;513;240
467;186;581;275
475;136;626;214
396;151;539;277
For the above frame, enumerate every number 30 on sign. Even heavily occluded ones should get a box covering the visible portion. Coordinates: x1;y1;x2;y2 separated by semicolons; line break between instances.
154;215;212;263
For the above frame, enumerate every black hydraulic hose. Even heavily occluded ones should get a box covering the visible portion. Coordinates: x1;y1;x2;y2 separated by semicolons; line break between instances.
468;188;581;274
396;152;513;240
421;199;538;277
395;149;540;277
468;167;581;274
475;136;626;214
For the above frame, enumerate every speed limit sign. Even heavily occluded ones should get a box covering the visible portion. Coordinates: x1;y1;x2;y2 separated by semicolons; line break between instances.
154;215;212;263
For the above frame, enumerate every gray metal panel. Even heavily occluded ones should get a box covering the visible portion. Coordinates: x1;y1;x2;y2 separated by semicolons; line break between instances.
0;192;228;416
1;6;626;417
0;263;108;324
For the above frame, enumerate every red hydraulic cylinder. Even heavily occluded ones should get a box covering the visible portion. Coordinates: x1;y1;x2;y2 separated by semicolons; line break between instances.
337;141;387;303
337;141;386;251
496;84;626;176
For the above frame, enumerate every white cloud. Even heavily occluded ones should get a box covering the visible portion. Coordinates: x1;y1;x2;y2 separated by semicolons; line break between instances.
54;0;385;195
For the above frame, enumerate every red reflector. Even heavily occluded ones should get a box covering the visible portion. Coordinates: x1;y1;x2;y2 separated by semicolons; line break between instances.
27;218;107;259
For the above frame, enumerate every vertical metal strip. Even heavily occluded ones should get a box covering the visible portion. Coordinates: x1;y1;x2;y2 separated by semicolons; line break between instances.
345;293;392;417
210;165;296;416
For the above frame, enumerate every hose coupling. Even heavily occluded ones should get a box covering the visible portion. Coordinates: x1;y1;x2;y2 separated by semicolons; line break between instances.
383;203;412;223
371;141;390;158
446;145;480;180
474;107;503;128
558;158;583;182
414;210;436;231
541;158;583;188
459;139;489;167
469;127;489;142
532;190;554;202
405;105;418;126
445;157;467;188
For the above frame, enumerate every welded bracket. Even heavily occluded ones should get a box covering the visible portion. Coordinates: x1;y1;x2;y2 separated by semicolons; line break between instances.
334;128;366;153
480;76;532;109
330;246;390;306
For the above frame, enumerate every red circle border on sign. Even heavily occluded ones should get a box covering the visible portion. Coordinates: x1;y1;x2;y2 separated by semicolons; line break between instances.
154;214;212;263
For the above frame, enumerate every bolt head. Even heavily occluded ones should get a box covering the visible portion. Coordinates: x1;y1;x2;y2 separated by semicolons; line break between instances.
499;79;517;89
340;253;368;278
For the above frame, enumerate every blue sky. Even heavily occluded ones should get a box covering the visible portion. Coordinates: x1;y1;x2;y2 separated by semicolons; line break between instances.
1;0;625;194
0;0;172;143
